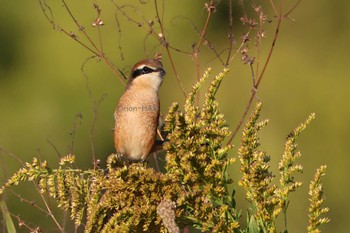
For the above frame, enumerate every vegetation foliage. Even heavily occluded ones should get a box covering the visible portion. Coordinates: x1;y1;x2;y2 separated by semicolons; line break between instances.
1;70;329;232
0;0;330;232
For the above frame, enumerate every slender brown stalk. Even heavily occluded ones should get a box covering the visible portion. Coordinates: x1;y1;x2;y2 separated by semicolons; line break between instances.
9;212;39;232
81;57;108;169
61;0;126;84
225;0;235;66
284;0;301;18
46;138;62;158
171;15;225;65
33;182;64;232
256;1;283;87
227;1;284;145
154;0;187;97
10;190;49;215
193;0;215;82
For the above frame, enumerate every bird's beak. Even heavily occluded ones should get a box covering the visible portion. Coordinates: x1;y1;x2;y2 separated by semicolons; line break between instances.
158;67;166;77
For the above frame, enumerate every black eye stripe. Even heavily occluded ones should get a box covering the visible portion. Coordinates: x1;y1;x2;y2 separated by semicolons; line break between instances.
142;66;152;73
131;66;156;79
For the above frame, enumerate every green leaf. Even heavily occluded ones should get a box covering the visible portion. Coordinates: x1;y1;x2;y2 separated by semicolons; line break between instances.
1;200;17;233
247;213;260;233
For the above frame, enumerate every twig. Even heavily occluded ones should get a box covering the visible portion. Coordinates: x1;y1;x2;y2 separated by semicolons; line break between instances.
10;190;48;215
89;93;107;170
171;15;225;66
225;0;235;66
114;11;125;61
256;1;283;87
269;0;279;16
193;0;215;82
0;148;25;166
33;182;64;232
229;30;252;63
154;0;187;98
61;0;103;57
40;0;125;84
8;212;39;232
46;138;62;158
227;0;284;145
284;0;301;18
81;57;107;169
68;113;83;155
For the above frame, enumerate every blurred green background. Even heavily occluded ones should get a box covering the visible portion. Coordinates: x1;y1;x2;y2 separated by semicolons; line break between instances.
1;0;349;232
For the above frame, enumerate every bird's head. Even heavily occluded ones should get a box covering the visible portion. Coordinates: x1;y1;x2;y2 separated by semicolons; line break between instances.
127;58;166;92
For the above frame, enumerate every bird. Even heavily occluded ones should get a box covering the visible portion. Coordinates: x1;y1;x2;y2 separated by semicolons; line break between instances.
114;58;166;162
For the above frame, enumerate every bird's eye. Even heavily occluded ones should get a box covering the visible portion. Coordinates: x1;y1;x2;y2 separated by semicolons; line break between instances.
131;66;156;79
142;66;152;74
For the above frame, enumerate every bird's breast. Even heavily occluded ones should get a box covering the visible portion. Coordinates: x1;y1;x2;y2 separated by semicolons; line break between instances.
114;89;160;160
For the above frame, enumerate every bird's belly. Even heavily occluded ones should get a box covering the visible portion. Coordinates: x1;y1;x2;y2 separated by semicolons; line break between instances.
124;120;155;160
114;106;158;161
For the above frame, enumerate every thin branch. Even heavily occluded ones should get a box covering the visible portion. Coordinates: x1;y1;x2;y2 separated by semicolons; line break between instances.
193;0;215;82
256;1;283;87
113;1;188;96
229;30;252;63
227;1;284;145
284;0;301;18
46;138;62;158
196;1;215;51
40;0;125;84
8;212;39;232
269;0;279;16
167;44;192;55
164;46;187;98
227;88;256;145
254;6;265;79
0;148;25;167
154;0;187;98
5;149;65;232
10;190;48;215
61;0;102;55
62;28;100;55
171;15;225;66
68;113;83;155
89;93;107;170
114;11;125;61
225;0;235;66
93;4;104;54
81;57;107;169
33;182;64;232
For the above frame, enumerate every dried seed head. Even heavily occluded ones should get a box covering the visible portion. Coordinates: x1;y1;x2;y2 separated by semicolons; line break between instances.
92;18;104;27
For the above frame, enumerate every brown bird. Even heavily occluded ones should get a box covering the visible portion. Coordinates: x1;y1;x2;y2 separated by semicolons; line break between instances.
114;58;166;161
